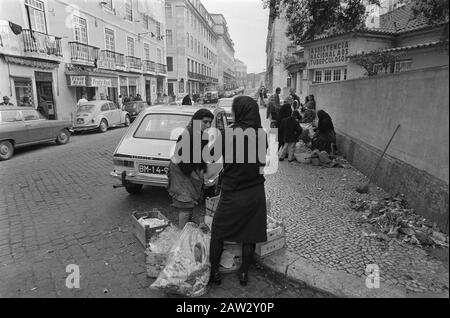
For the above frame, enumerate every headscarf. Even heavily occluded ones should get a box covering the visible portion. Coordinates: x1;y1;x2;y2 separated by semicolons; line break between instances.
317;110;334;132
182;95;192;105
231;96;261;129
278;103;292;124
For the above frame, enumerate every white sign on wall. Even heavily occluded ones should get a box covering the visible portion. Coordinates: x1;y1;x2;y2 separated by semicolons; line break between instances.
70;76;86;86
309;41;350;67
91;78;111;87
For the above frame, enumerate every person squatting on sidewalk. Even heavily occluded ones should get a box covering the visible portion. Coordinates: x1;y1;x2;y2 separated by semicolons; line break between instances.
166;109;214;229
209;96;268;287
279;110;303;162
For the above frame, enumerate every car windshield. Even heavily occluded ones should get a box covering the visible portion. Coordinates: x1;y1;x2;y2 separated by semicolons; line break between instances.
219;100;233;108
77;104;96;113
134;113;191;140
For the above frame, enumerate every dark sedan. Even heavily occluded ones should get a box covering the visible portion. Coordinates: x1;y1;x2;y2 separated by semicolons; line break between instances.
123;101;151;121
0;107;72;160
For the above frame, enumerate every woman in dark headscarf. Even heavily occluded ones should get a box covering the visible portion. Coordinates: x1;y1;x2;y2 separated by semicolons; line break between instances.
312;110;336;154
277;103;293;151
167;108;214;228
210;96;267;287
182;94;192;105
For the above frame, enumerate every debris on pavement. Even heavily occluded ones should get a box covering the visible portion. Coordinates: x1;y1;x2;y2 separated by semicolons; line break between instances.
351;195;449;248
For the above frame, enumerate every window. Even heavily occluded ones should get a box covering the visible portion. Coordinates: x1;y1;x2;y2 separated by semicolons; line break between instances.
167;57;173;72
165;5;172;18
105;28;115;52
157;48;162;64
109;102;118;110
314;70;322;83
187;58;190;72
190;36;193;50
166;29;173;46
156;21;161;37
343;68;347;80
324;70;332;82
101;103;109;111
0;111;22;123
127;36;134;56
395;60;412;73
144;43;150;60
14;79;34;107
125;0;133;21
102;0;113;10
186;33;189;48
25;0;47;33
134;114;192;141
143;14;149;30
333;69;341;81
73;16;87;44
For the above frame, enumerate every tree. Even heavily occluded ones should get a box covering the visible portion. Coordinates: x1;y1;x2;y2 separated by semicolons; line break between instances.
262;0;380;44
411;0;449;43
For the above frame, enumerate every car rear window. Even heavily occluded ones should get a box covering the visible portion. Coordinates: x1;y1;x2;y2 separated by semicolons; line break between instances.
77;104;96;113
219;100;233;107
134;113;191;140
0;111;22;123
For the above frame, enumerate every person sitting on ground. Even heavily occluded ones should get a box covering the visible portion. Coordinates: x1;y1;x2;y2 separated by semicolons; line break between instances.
279;110;303;162
182;94;192;105
312;110;336;154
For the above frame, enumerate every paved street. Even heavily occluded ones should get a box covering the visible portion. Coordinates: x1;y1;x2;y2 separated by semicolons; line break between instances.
0;125;331;298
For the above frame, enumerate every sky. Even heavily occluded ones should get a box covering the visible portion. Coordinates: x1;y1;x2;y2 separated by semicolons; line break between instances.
202;0;269;74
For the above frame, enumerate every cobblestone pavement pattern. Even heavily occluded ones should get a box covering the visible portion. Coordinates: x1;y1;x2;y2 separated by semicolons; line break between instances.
0;127;331;298
263;117;449;294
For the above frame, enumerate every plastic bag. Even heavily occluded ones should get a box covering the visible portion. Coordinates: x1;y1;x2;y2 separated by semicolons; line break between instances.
150;222;211;297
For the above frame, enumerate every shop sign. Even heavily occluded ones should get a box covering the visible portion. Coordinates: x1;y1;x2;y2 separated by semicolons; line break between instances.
91;77;112;87
128;77;138;86
70;76;86;86
309;41;350;66
119;77;128;86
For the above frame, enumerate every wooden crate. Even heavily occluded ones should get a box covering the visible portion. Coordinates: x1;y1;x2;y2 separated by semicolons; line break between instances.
255;237;286;257
145;249;168;278
131;209;170;248
266;215;285;242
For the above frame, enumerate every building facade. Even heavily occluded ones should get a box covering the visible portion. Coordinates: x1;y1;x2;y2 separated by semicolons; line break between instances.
165;0;219;97
0;0;167;121
211;13;236;93
265;6;291;96
246;71;266;89
234;58;247;88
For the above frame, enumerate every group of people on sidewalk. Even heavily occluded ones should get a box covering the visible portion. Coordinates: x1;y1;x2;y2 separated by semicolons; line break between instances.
166;96;268;288
264;87;337;162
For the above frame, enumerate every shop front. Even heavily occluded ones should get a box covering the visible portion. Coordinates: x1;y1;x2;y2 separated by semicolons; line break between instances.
66;74;119;103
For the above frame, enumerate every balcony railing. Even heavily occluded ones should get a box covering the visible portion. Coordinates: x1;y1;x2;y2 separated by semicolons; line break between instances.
155;63;167;74
126;56;142;70
99;50;117;70
143;60;156;73
23;29;62;57
115;52;125;68
68;42;99;65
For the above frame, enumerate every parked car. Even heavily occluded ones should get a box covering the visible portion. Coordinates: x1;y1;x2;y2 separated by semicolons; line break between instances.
217;98;234;123
0;107;72;160
123;101;151;122
73;100;131;133
204;90;219;104
111;105;228;195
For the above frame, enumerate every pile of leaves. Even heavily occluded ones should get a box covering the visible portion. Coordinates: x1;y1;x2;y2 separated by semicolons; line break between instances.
351;195;449;248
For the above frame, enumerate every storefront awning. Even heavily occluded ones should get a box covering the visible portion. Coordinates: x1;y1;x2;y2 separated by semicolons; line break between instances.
4;55;59;69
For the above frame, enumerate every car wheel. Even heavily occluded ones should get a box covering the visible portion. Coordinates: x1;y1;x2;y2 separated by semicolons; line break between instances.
0;141;14;160
56;129;70;145
125;184;143;195
124;116;131;127
99;119;108;133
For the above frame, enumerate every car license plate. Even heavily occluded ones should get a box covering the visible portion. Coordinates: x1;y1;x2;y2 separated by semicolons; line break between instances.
138;164;168;175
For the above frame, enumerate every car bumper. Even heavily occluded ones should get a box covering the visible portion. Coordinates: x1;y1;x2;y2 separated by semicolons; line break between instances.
73;124;99;131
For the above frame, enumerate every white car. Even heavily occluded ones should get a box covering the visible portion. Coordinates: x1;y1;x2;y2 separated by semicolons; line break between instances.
111;105;228;195
73;100;131;133
217;98;234;123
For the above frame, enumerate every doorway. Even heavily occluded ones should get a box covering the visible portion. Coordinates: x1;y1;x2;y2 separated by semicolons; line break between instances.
145;80;151;104
35;72;56;119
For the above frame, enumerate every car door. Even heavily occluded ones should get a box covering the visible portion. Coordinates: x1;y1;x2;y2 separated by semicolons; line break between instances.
0;110;29;145
100;102;112;123
21;109;54;142
109;102;121;125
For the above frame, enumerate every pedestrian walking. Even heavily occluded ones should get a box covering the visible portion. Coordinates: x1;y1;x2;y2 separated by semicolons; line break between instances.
167;109;214;229
0;96;14;106
289;88;301;108
277;103;293;150
118;95;123;109
209;96;267;287
267;87;281;127
279;110;303;162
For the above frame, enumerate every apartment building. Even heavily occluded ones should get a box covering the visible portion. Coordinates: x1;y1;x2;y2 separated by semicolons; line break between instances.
0;0;167;121
234;58;247;88
165;0;219;97
211;13;236;93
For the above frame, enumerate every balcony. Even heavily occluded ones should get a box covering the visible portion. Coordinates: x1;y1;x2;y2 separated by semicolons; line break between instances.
284;52;306;73
22;29;62;58
68;42;99;66
126;56;142;72
155;63;167;75
99;50;117;70
143;60;156;73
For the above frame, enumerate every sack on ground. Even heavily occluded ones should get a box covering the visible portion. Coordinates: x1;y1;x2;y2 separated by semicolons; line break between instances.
150;222;211;297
